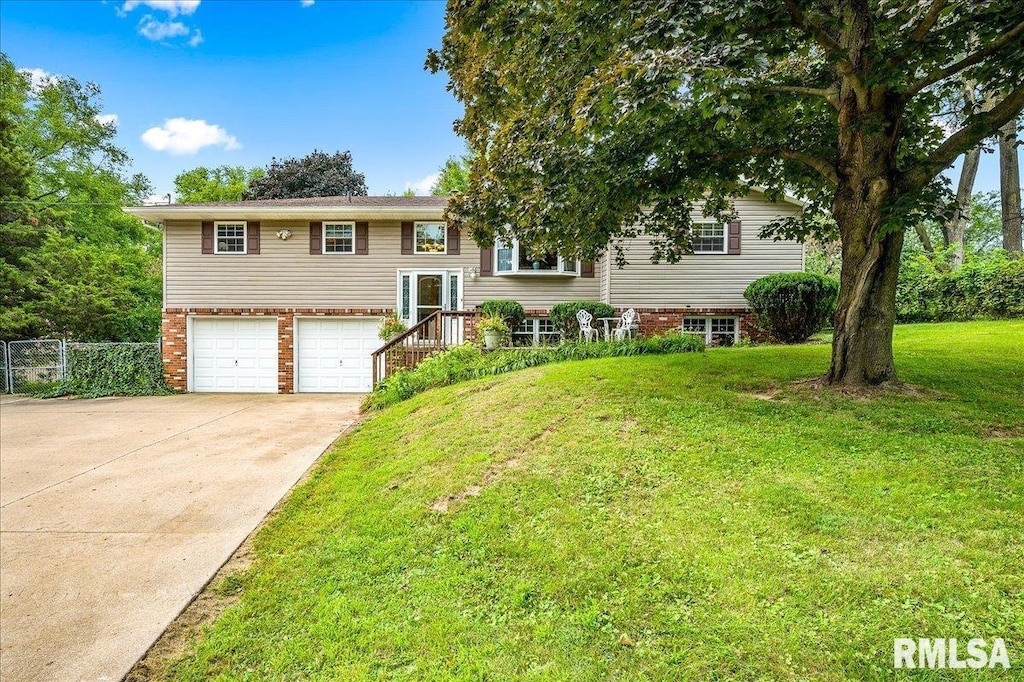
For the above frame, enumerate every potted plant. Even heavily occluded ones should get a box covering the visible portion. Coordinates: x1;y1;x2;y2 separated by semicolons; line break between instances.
477;316;510;350
378;313;408;342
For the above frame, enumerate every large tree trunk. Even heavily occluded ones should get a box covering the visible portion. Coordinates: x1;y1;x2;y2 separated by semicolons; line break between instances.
828;184;905;386
998;117;1022;252
827;3;904;387
942;145;981;268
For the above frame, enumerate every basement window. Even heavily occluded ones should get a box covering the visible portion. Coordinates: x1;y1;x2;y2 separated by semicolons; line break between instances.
682;317;738;346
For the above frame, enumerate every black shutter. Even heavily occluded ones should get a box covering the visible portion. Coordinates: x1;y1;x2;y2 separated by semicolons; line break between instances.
309;221;323;255
201;221;214;254
580;261;595;278
355;221;369;255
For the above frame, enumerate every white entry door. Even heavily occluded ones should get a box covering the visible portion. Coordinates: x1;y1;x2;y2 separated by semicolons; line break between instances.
296;317;382;393
397;270;462;326
191;317;278;393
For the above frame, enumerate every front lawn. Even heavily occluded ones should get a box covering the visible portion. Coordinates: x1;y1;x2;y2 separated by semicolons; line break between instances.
158;321;1023;681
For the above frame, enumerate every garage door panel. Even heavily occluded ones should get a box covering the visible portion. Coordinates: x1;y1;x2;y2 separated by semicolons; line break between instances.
297;318;381;393
191;318;278;393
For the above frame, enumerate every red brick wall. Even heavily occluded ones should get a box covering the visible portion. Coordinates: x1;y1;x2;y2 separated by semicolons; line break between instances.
514;306;763;342
161;307;391;394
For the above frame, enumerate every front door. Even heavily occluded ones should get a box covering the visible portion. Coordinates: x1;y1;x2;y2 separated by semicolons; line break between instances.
416;274;443;323
397;270;462;327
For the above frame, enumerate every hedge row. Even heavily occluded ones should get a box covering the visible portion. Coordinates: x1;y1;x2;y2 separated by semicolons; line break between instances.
897;251;1024;323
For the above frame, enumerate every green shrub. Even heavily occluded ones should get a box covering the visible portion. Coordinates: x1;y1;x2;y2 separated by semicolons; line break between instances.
549;301;616;339
362;331;704;411
40;342;171;398
480;299;525;331
744;272;839;343
897;250;1024;322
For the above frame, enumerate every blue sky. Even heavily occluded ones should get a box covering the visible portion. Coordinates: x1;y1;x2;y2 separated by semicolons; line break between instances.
0;0;1010;201
1;0;464;200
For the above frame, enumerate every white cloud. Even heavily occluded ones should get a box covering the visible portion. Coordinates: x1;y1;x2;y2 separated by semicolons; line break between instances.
141;118;241;155
300;0;315;6
121;0;200;17
95;113;120;127
405;173;439;195
143;192;174;205
138;15;190;41
188;29;203;46
20;67;59;92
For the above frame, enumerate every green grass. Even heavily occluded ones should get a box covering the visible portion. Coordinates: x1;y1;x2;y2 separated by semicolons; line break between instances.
167;321;1023;681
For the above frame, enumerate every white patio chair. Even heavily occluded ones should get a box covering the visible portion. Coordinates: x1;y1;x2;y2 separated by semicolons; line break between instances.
613;308;639;341
576;309;599;342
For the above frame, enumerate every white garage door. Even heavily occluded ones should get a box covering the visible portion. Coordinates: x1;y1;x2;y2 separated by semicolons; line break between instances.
191;318;278;393
296;317;382;393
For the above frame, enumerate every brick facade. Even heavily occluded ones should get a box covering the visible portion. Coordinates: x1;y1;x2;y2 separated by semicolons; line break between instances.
519;306;762;342
161;307;391;393
162;304;760;394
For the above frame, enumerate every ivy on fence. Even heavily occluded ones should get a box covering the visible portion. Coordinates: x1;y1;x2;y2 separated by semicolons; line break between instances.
37;342;170;398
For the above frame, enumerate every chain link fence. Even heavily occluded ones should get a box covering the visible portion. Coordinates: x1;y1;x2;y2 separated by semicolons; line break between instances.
2;339;165;396
0;341;8;393
7;339;66;394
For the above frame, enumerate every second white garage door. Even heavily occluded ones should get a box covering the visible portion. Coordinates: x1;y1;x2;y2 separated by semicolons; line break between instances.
296;317;382;393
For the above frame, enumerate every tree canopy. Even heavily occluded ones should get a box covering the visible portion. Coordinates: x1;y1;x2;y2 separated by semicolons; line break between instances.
431;150;472;195
429;0;1024;386
1;53;161;341
244;150;368;200
174;165;265;203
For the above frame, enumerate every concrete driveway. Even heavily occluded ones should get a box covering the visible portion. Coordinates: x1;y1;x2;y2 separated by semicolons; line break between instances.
0;392;361;682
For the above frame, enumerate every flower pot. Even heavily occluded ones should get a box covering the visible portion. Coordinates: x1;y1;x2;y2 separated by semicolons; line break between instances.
483;330;500;350
532;261;541;270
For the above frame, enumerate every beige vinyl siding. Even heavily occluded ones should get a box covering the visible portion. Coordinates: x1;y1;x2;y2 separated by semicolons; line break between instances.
608;194;803;308
164;220;601;309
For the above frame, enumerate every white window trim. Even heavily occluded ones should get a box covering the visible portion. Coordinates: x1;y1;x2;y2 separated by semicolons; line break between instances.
414;221;448;255
323;221;356;255
681;316;739;344
692;222;727;255
495;239;579;276
214;220;247;255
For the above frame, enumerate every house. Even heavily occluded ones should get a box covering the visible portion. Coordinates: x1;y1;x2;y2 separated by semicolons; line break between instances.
124;192;803;394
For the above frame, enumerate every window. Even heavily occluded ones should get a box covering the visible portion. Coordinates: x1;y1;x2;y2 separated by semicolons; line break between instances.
324;222;354;253
512;318;561;346
415;222;447;254
495;240;579;275
692;222;726;254
215;222;246;254
682;317;738;345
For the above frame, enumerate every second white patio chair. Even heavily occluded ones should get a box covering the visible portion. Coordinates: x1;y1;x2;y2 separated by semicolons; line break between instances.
613;308;639;341
576;309;599;342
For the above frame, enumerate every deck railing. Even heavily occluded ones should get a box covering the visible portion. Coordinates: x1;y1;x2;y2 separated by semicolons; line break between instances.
371;310;483;386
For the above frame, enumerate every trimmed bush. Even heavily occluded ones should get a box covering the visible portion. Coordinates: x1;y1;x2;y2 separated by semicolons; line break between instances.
744;272;839;343
897;251;1024;322
480;299;526;331
549;301;616;339
362;331;705;411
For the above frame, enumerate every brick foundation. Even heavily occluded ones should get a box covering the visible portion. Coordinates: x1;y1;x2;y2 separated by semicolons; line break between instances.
517;306;762;342
161;307;391;394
